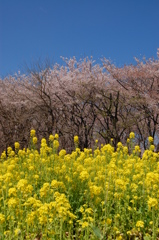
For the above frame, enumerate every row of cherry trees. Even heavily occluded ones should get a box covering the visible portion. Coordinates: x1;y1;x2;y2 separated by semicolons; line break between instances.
0;51;159;154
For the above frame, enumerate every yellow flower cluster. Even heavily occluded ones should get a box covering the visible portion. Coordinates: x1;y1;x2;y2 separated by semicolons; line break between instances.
74;135;79;143
0;132;159;239
14;142;20;149
129;132;135;139
30;129;36;137
148;136;153;144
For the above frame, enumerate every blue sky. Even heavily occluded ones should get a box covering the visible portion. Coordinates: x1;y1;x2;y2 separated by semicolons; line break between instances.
0;0;159;78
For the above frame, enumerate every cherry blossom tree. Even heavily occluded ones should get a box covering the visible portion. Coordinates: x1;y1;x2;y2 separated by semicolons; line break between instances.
0;51;159;154
102;49;159;149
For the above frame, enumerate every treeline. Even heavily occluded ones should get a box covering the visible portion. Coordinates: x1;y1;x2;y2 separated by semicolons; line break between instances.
0;52;159;154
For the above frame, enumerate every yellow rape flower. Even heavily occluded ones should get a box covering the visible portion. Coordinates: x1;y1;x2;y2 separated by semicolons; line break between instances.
106;218;112;225
81;221;89;228
41;138;47;147
0;213;5;224
51;179;59;189
79;170;89;181
54;134;59;139
8;197;18;208
1;151;6;159
49;134;54;141
26;211;36;226
7;146;12;154
53;140;59;149
33;137;37;144
17;179;28;190
148;197;158;210
85;207;93;214
40;183;50;198
148;136;153;144
34;174;39;180
14;142;20;149
150;145;155;151
39;215;48;225
116;236;123;240
79;206;84;213
14;228;21;236
8;187;17;197
129;132;135;139
10;150;15;157
74;136;79;143
4;230;11;238
136;220;144;228
135;145;141;152
90;185;102;196
117;142;123;148
30;129;36;137
123;146;128;154
59;149;66;157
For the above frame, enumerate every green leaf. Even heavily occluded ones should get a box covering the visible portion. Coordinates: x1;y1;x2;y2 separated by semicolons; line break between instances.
144;236;152;240
90;225;103;239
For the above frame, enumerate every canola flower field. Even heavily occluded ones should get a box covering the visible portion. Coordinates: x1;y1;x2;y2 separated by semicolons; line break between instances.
0;130;159;240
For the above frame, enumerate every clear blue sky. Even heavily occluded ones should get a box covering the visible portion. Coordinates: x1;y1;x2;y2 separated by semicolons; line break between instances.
0;0;159;78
